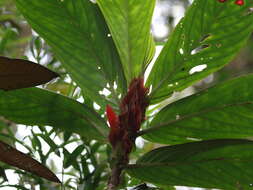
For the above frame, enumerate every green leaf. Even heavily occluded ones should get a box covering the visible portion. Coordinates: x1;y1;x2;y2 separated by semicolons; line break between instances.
0;88;108;142
64;144;85;168
0;166;7;182
143;74;253;144
15;0;126;106
147;0;253;103
97;0;156;83
37;133;60;156
0;29;18;53
144;35;156;70
38;134;57;151
127;139;253;190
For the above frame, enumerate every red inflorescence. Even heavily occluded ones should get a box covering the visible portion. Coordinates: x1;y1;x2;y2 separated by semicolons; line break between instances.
218;0;244;5
106;77;149;155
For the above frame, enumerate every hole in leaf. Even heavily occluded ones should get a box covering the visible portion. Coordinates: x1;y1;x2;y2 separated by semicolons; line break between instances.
89;0;96;3
99;88;111;96
200;34;211;42
191;44;209;55
189;64;207;75
179;48;184;55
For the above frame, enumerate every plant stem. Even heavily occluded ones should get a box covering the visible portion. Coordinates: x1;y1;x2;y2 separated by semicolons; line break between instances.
107;144;128;190
107;163;123;190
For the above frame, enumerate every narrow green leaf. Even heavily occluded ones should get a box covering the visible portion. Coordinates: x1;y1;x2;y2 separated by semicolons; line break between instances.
143;74;253;144
144;35;156;70
97;0;156;83
147;0;253;103
0;166;7;182
31;132;42;152
127;139;253;190
37;134;60;156
64;145;85;168
15;0;126;106
0;88;108;142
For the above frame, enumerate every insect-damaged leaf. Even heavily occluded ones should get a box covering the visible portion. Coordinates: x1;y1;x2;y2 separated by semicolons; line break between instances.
147;0;253;104
0;56;59;90
0;140;60;183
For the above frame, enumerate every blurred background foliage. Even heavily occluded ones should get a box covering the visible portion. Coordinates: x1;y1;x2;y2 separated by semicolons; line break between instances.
0;0;252;190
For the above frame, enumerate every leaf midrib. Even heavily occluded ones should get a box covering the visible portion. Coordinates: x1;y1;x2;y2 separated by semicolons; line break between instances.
127;157;252;168
139;101;252;136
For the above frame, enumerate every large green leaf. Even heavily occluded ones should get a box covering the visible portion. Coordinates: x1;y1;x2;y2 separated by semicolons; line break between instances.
142;74;253;144
147;0;253;104
127;139;253;190
0;88;108;142
15;0;126;106
97;0;156;83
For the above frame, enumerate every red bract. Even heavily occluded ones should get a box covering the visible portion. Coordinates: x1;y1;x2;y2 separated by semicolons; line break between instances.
106;105;119;131
235;0;244;5
106;105;121;147
106;77;149;156
217;0;244;5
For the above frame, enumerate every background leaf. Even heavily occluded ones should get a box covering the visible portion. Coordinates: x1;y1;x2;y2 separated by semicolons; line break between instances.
97;0;156;83
127;139;253;190
0;140;60;183
0;56;58;90
0;88;108;142
15;0;126;106
64;144;85;169
143;74;253;144
147;0;253;103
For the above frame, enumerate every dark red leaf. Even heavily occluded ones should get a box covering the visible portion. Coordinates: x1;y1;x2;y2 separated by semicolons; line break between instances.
0;140;61;183
0;56;59;90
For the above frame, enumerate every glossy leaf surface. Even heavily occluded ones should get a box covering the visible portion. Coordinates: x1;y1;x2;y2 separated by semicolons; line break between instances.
15;0;126;106
144;74;253;144
0;88;108;142
127;139;253;190
0;56;58;90
0;140;60;183
147;0;253;103
97;0;156;83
